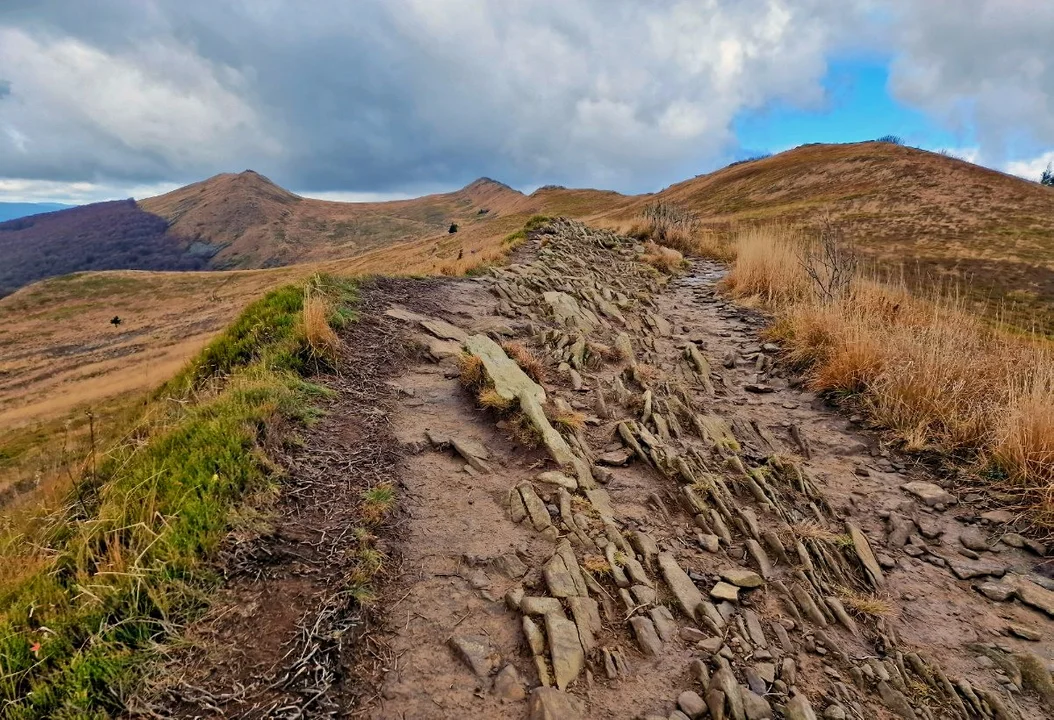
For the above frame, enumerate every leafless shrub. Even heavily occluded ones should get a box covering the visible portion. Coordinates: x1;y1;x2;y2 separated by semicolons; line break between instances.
800;219;858;302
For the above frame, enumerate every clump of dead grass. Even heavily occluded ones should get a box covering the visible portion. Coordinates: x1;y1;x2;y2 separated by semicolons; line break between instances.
639;242;685;274
547;405;586;433
837;588;896;618
502;341;548;383
725;223;1054;537
457;352;486;391
721;225;812;305
478;387;516;413
303;285;341;359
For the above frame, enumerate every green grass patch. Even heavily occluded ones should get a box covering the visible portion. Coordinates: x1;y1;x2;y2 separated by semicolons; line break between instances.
0;274;356;718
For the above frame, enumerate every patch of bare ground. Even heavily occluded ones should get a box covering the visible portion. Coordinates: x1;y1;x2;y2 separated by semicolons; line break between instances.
133;278;442;718
142;220;1052;720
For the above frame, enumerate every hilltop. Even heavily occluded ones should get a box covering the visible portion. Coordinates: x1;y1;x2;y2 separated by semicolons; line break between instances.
140;171;528;268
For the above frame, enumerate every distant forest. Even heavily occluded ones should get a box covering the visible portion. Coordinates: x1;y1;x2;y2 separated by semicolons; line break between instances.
0;200;207;297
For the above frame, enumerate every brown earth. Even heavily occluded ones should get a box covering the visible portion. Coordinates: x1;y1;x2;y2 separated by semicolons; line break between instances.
135;221;1053;719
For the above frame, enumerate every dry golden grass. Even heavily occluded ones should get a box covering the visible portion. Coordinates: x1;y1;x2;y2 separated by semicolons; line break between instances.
837;588;896;618
457;353;486;391
303;285;340;358
639;242;685;274
720;226;812;305
785;521;842;544
547;405;586;433
727;225;1054;535
501;341;548;383
478;387;516;413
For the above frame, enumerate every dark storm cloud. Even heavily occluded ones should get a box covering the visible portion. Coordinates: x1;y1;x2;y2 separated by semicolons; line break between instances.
1;1;1050;200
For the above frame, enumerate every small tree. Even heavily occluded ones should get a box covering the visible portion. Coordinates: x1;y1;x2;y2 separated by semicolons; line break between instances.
448;223;458;233
1041;163;1054;187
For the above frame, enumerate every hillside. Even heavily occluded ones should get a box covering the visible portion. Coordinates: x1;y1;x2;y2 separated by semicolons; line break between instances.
646;142;1054;331
4;142;1054;490
0;200;207;297
139;172;531;269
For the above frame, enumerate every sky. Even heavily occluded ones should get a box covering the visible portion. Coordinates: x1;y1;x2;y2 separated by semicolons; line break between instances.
0;0;1051;204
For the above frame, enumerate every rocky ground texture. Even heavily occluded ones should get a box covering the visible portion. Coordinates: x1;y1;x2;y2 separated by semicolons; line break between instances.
372;219;1052;720
151;219;1054;719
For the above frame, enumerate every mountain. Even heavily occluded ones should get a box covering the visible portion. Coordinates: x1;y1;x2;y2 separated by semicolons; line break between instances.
0;199;206;297
0;202;74;222
4;142;1054;440
139;171;527;269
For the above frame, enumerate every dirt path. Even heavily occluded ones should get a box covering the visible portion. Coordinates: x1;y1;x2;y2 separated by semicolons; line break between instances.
143;221;1052;719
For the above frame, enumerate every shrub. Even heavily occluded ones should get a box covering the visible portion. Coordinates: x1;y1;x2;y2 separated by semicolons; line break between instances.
448;223;458;233
1041;162;1054;187
876;135;904;145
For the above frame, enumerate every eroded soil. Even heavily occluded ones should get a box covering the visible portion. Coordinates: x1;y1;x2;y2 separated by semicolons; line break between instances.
143;220;1053;720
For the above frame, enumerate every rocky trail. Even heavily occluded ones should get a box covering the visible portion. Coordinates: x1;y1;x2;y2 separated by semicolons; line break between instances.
151;220;1053;719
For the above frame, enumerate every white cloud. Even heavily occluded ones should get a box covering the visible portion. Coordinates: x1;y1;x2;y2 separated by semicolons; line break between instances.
0;0;869;195
885;1;1054;165
0;178;182;204
0;26;277;182
1005;151;1054;182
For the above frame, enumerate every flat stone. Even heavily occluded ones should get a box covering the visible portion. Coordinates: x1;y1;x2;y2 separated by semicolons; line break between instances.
699;636;724;654
650;606;679;642
493;664;526;701
420;318;469;342
680;627;708;643
537;471;577;490
545;611;585;690
959;527;990;552
901;481;956;508
847;521;885;588
528;687;584;720
744;383;776;394
743;689;774;719
678;690;707;718
449;634;500;677
568;597;602;652
1008;624;1041;641
981;509;1015;524
1001;532;1027;549
630;615;664;656
521;596;565;616
785;694;818;720
597;448;634;466
722;569;764;589
1008;575;1054;617
708;667;744;720
544;541;588;598
949;560;1007;580
698;534;721;553
975;581;1016;602
877;680;918;719
710;581;740;602
658;553;707;622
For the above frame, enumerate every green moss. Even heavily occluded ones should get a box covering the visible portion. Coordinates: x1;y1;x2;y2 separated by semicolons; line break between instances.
0;275;356;718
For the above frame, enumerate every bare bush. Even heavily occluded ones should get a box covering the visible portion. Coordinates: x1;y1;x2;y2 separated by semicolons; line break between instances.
800;219;858;302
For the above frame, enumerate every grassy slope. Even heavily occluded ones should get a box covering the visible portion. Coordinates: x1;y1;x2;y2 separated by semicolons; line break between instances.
0;276;355;717
648;142;1054;332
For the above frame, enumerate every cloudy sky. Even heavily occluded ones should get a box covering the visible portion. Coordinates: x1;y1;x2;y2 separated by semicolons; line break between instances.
0;0;1051;204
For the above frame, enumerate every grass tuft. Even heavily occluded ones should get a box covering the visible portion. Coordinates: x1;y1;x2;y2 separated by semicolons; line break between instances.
361;483;396;526
501;341;548;384
478;387;516;414
457;353;486;391
638;242;685;274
